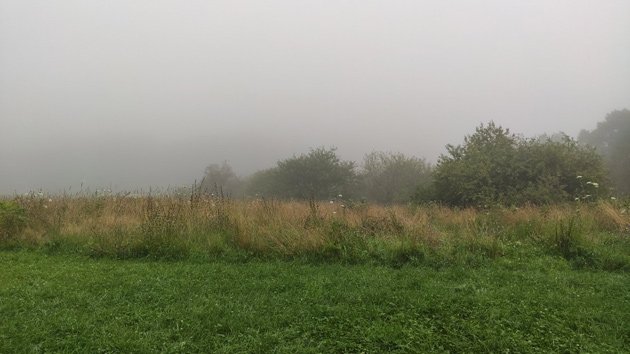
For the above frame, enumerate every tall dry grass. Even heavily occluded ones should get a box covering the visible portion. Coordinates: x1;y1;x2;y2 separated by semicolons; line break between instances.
1;194;629;268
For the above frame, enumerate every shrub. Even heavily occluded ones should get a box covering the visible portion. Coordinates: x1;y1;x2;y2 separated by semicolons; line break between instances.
247;147;357;200
427;122;609;207
359;151;432;204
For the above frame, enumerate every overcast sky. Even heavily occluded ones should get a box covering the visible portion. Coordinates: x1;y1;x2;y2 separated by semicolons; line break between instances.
1;0;629;194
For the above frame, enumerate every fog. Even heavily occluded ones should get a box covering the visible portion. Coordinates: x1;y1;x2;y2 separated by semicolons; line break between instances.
1;0;629;194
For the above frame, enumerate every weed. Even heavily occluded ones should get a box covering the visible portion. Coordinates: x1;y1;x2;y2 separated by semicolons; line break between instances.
0;196;627;269
0;200;27;242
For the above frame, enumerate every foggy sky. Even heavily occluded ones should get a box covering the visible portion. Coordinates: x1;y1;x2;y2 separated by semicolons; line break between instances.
1;0;629;194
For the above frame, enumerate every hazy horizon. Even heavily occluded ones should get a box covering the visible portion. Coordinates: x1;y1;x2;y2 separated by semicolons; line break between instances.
2;0;629;194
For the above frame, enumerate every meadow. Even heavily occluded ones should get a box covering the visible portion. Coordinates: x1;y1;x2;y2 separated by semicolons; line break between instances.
1;194;629;352
1;194;629;269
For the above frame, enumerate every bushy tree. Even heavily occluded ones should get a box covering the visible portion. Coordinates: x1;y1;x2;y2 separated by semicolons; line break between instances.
199;161;242;196
430;122;519;206
244;168;279;197
427;122;608;206
360;151;431;203
246;147;357;200
516;135;608;203
579;109;630;195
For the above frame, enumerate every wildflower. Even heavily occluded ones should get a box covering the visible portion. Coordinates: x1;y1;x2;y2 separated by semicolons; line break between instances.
48;198;53;202
43;205;48;209
329;200;334;204
576;175;583;179
574;197;580;201
611;197;617;201
338;194;343;198
332;211;337;214
592;183;599;188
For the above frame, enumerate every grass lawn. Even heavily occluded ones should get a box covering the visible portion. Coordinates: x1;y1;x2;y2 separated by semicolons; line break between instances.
0;251;628;353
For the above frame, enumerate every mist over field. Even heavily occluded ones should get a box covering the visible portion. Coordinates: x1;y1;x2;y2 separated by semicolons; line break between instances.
1;0;629;194
2;3;630;352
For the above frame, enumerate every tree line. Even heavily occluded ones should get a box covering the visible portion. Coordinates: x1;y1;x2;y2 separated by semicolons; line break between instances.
199;109;629;206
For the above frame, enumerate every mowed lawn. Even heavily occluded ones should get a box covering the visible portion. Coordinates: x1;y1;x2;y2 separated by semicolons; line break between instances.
0;252;628;353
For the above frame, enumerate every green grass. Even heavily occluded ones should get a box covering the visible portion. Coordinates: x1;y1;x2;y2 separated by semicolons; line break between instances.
1;251;628;353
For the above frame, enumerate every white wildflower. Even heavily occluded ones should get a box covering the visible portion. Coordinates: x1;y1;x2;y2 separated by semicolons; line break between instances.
592;183;599;188
329;200;334;204
48;198;53;202
576;175;583;179
338;194;343;198
610;197;617;201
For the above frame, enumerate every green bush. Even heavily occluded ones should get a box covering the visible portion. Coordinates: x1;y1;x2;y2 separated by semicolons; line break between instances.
427;122;609;207
246;147;357;200
359;151;432;203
